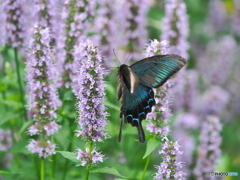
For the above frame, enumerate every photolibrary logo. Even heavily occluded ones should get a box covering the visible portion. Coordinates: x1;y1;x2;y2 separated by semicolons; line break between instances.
210;171;238;177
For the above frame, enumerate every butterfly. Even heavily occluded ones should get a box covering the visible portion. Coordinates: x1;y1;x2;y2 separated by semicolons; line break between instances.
117;54;186;143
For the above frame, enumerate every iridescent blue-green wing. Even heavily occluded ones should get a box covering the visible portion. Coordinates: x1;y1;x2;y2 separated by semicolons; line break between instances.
130;55;186;88
120;84;155;143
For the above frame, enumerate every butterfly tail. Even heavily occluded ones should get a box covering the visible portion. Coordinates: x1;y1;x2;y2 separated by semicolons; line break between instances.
137;122;145;143
118;119;123;142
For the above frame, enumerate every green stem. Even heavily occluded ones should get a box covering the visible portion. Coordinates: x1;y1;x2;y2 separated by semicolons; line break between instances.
1;47;9;111
50;135;56;180
61;117;75;180
85;143;93;180
14;47;27;122
85;167;90;180
141;153;152;180
33;155;40;178
50;154;56;180
41;158;45;180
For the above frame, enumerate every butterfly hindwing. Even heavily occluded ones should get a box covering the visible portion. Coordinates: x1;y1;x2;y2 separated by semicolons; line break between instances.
130;54;186;88
120;83;155;143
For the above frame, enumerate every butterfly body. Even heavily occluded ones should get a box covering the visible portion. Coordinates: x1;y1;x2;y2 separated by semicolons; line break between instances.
117;55;186;143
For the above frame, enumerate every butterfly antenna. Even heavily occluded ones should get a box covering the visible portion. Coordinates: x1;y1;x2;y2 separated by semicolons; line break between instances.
123;49;133;64
118;119;123;142
104;66;116;75
113;49;121;65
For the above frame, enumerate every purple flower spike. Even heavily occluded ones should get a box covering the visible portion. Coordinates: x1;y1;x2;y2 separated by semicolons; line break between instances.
26;23;61;158
144;39;172;137
154;137;186;180
92;0;119;66
55;0;96;89
117;0;149;60
194;115;222;179
0;0;28;47
0;129;12;151
26;24;61;121
198;36;237;86
74;40;108;143
146;85;172;137
161;0;189;59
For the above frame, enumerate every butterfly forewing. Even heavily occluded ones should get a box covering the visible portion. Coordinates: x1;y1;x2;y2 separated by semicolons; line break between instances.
130;55;186;88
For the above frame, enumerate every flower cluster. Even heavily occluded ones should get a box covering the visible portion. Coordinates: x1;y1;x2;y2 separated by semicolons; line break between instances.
76;148;104;167
231;0;240;35
145;40;169;57
0;129;12;151
74;40;107;167
146;84;172;137
27;140;56;158
32;0;51;27
28;121;61;136
207;0;227;34
144;39;172;137
0;0;27;47
56;0;96;89
92;0;118;65
201;86;229;116
161;0;189;59
74;40;107;142
194;115;222;179
154;137;186;180
26;24;61;158
170;71;200;175
170;70;199;113
32;0;62;44
198;35;237;86
117;0;149;60
26;24;61;121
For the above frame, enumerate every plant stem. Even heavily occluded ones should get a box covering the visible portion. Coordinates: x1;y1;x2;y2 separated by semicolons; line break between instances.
85;167;90;180
41;158;45;180
61;116;76;180
1;46;9;111
14;47;27;122
50;136;56;180
141;153;152;180
85;142;93;180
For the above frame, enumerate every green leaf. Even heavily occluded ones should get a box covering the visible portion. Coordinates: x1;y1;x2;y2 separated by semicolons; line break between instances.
19;120;34;134
0;112;21;125
0;170;21;175
63;91;75;101
105;102;119;111
0;171;12;174
143;138;161;159
57;151;81;165
0;99;22;108
90;167;126;178
8;139;29;154
0;171;22;174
